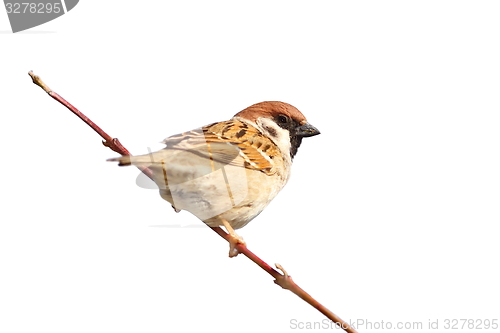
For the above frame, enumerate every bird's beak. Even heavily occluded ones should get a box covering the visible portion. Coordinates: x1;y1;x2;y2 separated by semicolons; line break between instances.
295;122;320;137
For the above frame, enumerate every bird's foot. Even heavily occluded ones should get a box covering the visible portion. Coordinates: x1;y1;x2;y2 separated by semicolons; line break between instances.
219;218;246;257
228;233;246;258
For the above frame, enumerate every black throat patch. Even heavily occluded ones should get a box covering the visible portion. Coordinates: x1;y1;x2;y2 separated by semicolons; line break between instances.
289;135;303;159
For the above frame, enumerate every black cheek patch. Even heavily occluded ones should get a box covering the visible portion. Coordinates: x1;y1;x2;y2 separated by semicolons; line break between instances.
264;125;278;137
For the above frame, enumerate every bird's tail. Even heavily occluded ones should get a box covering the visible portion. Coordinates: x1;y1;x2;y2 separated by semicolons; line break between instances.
107;154;158;168
107;155;131;166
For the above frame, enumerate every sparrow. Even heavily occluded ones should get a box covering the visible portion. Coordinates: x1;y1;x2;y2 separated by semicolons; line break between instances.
108;101;320;257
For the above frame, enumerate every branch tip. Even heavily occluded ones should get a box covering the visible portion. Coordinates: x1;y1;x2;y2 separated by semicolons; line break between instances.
28;71;52;93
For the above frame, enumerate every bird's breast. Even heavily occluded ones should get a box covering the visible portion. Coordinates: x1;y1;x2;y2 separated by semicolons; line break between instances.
160;160;289;229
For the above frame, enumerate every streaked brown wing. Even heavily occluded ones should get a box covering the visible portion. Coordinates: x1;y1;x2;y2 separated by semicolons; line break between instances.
162;120;280;175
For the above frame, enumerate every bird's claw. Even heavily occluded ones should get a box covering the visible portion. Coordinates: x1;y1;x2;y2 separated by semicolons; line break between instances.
228;234;246;258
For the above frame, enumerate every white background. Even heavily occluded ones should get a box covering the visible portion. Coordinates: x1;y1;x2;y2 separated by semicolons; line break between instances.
1;1;499;332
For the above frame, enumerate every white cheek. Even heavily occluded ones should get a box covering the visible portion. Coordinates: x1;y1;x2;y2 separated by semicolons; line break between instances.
256;118;292;161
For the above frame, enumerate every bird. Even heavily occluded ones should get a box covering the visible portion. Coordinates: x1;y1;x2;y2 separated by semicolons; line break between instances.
108;101;320;257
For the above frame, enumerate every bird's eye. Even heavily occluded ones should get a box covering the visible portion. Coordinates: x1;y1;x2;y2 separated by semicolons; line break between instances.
278;115;288;124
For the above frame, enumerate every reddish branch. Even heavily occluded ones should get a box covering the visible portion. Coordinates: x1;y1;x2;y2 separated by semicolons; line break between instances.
28;71;358;333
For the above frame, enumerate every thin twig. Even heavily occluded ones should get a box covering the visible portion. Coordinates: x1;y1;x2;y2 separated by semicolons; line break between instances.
28;71;154;180
29;71;358;333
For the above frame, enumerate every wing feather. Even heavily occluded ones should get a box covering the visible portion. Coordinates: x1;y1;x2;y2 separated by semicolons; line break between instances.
162;120;281;175
109;120;282;176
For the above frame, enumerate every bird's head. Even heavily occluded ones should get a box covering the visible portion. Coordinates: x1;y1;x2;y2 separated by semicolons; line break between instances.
233;101;320;160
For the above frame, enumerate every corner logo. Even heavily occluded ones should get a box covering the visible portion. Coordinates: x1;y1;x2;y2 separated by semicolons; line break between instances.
3;0;78;33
